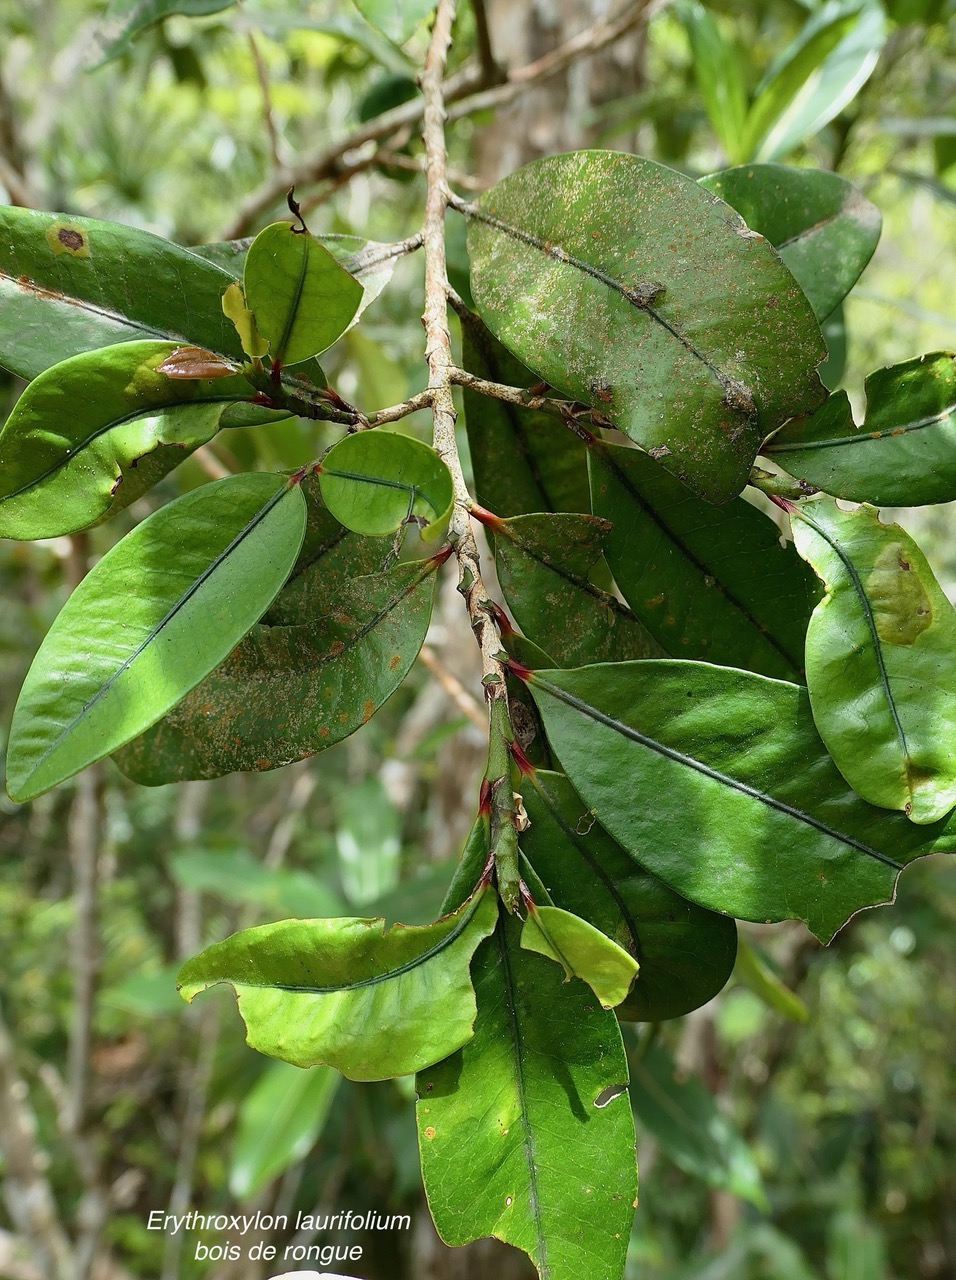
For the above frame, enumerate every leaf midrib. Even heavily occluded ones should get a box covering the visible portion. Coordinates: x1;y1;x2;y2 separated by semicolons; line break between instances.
529;671;902;870
767;403;956;453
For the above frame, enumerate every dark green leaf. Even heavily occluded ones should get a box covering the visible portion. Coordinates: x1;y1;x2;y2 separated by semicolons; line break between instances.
91;0;236;65
630;1044;767;1208
319;431;454;539
679;1;749;162
520;770;737;1022
0;207;242;380
588;441;819;680
459;308;590;517
113;551;443;784
791;499;956;824
0;341;251;539
700;164;881;320
6;473;306;803
523;661;955;942
170;847;345;919
178;887;497;1079
765;353;956;506
520;904;638;1008
465;151;825;503
492;512;663;666
353;0;435;45
418;912;636;1280
243;223;363;365
230;1061;340;1200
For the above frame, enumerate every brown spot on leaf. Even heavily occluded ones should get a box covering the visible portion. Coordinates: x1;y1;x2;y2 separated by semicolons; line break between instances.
45;221;91;258
388;653;402;670
361;699;375;724
424;1126;436;1140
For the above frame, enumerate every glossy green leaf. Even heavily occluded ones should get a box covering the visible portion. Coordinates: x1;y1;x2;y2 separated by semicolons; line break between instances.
92;0;236;64
318;431;454;539
734;936;809;1023
417;912;636;1280
353;0;435;45
230;1060;340;1200
243;223;363;366
680;1;748;161
178;887;497;1080
492;512;663;666
589;441;819;680
521;905;638;1009
520;770;737;1022
466;151;825;503
0;341;251;539
113;551;442;784
630;1044;767;1209
791;500;956;824
766;353;956;506
6;473;306;803
743;3;886;161
0;207;242;380
700;164;881;320
459;308;589;517
263;472;386;625
523;661;955;942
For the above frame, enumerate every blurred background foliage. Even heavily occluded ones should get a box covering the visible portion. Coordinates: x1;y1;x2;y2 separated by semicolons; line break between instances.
0;1;954;1277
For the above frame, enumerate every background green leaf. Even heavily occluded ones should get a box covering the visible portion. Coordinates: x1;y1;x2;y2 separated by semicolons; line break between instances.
0;340;251;539
418;913;637;1280
525;662;955;941
230;1060;340;1200
113;552;442;784
791;499;956;824
520;770;738;1022
7;472;306;802
466;151;825;503
589;441;820;679
679;1;749;162
179;888;497;1079
352;0;435;46
319;431;454;539
243;222;363;365
700;164;881;320
766;353;956;506
91;0;237;65
0;207;242;380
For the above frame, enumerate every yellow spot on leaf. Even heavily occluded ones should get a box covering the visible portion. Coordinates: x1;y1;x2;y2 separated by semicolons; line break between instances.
866;543;933;645
46;222;90;258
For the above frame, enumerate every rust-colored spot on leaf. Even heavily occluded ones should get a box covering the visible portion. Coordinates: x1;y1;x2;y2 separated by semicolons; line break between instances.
318;726;330;738
361;699;375;724
388;653;401;670
424;1126;436;1140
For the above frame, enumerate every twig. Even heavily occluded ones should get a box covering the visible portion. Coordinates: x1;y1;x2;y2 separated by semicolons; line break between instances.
191;445;232;480
470;0;503;88
361;387;434;429
247;31;283;171
220;0;667;237
417;644;487;730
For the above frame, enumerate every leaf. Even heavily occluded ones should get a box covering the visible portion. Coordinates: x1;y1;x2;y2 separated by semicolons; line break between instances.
790;500;956;824
170;847;345;919
734;936;809;1023
465;151;825;503
243;223;363;366
318;431;454;539
113;551;443;784
91;0;237;65
520;905;638;1009
459;308;590;517
521;661;955;942
765;353;956;506
520;770;737;1022
352;0;435;45
0;341;252;539
679;1;749;162
630;1044;767;1209
744;2;886;161
336;776;402;907
0;207;242;381
700;164;881;321
490;512;663;666
417;912;637;1280
178;887;497;1080
230;1060;340;1200
589;441;820;680
6;473;306;803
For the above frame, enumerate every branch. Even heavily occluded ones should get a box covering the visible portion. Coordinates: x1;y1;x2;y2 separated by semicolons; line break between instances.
247;31;283;171
470;0;503;87
417;644;487;730
221;0;668;237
